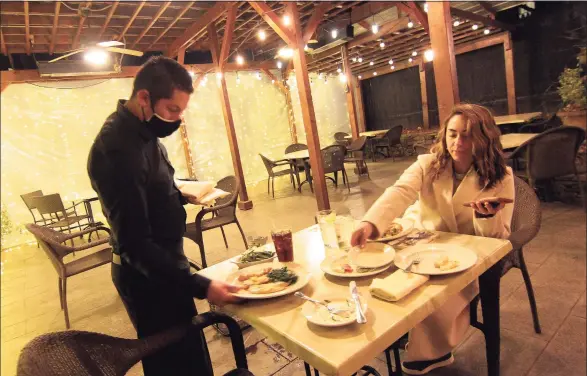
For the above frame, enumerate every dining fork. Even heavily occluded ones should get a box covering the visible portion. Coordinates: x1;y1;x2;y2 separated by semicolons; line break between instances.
294;292;351;315
405;256;422;273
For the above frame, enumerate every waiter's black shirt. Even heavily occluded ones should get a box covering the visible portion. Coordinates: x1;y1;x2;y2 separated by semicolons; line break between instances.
88;100;211;299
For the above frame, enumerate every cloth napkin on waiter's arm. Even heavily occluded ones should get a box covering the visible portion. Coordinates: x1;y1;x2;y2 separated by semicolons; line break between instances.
369;270;429;302
175;180;230;206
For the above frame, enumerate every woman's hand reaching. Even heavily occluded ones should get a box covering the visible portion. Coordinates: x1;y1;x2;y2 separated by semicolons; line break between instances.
350;222;377;248
470;197;506;217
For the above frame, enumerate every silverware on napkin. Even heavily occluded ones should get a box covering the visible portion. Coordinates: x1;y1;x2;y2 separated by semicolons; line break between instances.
349;281;367;324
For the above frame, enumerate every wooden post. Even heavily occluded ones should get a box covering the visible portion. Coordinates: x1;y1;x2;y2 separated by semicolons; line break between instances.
341;45;360;139
287;2;329;210
177;47;186;65
354;78;367;133
504;32;517;114
428;1;459;123
261;68;298;144
207;23;253;210
179;120;197;179
419;62;429;129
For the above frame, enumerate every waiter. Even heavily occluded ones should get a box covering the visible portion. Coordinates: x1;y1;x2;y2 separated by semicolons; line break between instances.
88;56;237;375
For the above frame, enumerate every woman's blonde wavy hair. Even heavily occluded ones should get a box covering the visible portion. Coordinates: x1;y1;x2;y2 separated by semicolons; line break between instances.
429;103;507;189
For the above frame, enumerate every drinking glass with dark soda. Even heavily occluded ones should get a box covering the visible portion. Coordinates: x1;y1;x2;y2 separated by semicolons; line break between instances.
271;229;294;262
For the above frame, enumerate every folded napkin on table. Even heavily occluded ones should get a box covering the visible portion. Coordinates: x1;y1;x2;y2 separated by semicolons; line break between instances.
175;180;230;206
369;270;429;302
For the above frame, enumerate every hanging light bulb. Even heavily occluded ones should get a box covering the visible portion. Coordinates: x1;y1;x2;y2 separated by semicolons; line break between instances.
278;47;293;58
236;54;244;65
236;74;241;85
358;75;362;79
188;71;195;78
373;71;378;76
258;30;266;41
256;71;262;80
372;24;379;34
412;51;418;56
304;44;308;51
472;24;479;30
352;57;357;63
379;41;385;48
331;29;338;39
339;73;347;83
277;61;283;69
423;3;428;12
408;58;413;63
424;49;434;62
84;49;108;65
408;20;414;28
369;61;374;66
391;65;395;70
388;59;393;65
484;28;490;35
283;15;291;25
358;57;363;63
453;20;460;27
337;66;342;73
216;72;222;79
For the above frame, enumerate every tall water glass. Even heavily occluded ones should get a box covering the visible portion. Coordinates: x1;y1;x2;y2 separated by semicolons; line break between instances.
317;209;338;250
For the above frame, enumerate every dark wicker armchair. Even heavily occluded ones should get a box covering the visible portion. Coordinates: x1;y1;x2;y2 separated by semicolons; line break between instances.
344;136;370;178
25;223;112;329
374;125;404;161
185;176;248;269
259;154;297;198
334;132;351;147
322;145;349;192
17;312;252;376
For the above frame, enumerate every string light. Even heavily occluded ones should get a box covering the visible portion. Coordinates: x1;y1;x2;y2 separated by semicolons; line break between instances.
337;67;342;73
283;15;291;25
484;29;490;34
408;20;414;28
271;79;275;84
236;73;241;85
390;65;395;70
236;54;244;65
373;72;378;76
304;44;308;51
339;73;347;83
188;71;195;78
472;24;479;30
424;49;434;62
408;58;413;63
358;75;362;79
358;57;363;63
370;61;374;66
388;59;393;65
412;51;418;56
256;71;262;80
379;41;385;48
277;61;283;69
216;72;222;79
258;30;266;41
423;3;428;12
453;20;460;27
352;57;357;62
84;49;108;65
278;47;293;58
371;24;379;34
331;29;338;39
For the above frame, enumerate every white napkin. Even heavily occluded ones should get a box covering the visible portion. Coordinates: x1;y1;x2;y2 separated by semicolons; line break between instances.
199;188;231;206
369;270;429;302
175;180;230;206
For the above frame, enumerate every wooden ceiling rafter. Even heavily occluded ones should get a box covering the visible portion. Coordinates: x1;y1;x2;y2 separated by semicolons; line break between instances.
450;7;514;31
1;29;7;55
71;1;92;50
478;2;497;19
49;1;61;54
24;1;31;55
248;1;296;47
131;1;172;48
117;1;147;42
146;1;194;50
97;1;119;41
219;4;237;70
302;3;330;44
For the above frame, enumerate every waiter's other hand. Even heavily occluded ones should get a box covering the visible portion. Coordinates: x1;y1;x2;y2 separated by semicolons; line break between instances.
350;222;376;248
206;280;241;306
184;195;200;205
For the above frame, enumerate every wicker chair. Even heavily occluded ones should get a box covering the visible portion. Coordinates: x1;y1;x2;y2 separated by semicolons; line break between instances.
284;143;308;181
185;176;248;269
471;176;543;336
17;312;252;376
322;145;349;192
32;194;92;244
507;126;586;207
259;154;297;198
413;143;430;155
374;125;404;161
344;136;370;178
334;132;351;147
519;113;562;134
25;223;112;329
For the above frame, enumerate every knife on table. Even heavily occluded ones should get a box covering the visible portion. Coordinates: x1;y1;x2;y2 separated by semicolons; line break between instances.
349;281;367;324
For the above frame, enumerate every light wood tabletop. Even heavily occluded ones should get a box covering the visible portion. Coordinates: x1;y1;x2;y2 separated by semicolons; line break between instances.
494;112;542;125
199;225;512;376
344;130;390;139
500;133;539;150
283;150;310;160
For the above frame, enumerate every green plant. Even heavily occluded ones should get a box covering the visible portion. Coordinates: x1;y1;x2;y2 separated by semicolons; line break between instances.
558;67;587;111
1;202;13;246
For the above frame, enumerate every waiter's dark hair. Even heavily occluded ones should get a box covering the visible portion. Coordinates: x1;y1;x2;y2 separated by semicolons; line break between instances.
130;56;194;105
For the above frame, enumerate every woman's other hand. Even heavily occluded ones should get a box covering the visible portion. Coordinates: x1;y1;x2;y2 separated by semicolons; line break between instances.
471;197;506;217
350;222;376;248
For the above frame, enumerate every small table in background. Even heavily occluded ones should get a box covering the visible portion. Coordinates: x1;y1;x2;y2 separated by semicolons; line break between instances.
283;150;312;192
499;133;539;150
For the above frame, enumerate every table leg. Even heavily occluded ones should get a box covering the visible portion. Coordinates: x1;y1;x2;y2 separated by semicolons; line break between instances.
479;262;502;376
303;159;313;193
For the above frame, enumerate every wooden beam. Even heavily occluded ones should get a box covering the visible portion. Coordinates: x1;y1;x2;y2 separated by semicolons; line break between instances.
261;68;287;94
248;1;296;46
349;17;411;48
302;3;329;44
478;2;497;19
0;30;7;55
179;121;197;179
419;62;429;129
131;1;171;48
219;4;237;70
504;32;517;114
406;2;429;33
358;20;372;31
177;47;185;65
97;1;119;41
354;78;367;133
261;69;298;143
350;2;396;24
454;31;507;54
342;45;360;139
117;1;146;42
166;2;228;57
49;1;61;55
207;23;252;210
287;2;329;210
450;7;514;31
147;1;194;50
24;1;31;55
428;1;459;122
72;2;92;50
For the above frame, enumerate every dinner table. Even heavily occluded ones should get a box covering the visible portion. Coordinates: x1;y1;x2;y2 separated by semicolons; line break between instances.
199;224;512;376
494;112;542;126
344;130;391;161
283;149;313;193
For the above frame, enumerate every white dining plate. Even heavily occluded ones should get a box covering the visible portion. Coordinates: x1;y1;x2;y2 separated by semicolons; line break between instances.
348;242;396;269
302;295;368;327
394;244;478;276
371;218;414;242
227;263;311;300
320;254;392;278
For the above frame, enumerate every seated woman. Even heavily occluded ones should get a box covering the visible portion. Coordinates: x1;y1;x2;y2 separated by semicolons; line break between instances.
351;103;514;375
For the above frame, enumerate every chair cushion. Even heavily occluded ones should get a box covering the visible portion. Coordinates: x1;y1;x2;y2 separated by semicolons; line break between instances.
64;245;112;277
